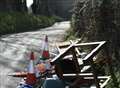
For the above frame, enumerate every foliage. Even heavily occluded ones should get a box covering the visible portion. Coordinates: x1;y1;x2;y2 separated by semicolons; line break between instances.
51;15;63;22
70;0;120;87
64;27;76;40
0;12;57;35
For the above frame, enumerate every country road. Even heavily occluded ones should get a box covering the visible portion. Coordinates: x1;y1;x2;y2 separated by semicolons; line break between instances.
0;21;70;88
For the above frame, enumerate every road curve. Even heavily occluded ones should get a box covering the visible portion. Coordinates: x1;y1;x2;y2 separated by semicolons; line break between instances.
0;21;70;88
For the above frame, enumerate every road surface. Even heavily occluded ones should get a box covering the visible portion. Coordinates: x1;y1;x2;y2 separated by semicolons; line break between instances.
0;21;70;88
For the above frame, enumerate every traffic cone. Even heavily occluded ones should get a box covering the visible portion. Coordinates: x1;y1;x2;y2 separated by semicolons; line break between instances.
26;51;37;86
8;72;27;78
41;35;50;60
38;35;51;73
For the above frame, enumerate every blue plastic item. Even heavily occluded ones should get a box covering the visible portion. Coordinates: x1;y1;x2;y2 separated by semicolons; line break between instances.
42;78;65;88
17;84;33;88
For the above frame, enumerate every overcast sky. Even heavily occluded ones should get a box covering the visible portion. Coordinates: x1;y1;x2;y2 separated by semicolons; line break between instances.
26;0;33;7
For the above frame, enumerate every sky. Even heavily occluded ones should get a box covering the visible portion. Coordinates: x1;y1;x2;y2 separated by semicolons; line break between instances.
26;0;33;7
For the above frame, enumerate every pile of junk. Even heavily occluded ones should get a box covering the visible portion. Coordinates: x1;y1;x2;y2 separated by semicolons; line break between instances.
8;35;111;88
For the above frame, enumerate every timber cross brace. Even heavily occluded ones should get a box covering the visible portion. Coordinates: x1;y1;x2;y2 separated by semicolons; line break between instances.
51;40;111;88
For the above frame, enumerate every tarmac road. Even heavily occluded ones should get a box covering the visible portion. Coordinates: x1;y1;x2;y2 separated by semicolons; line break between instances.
0;21;70;88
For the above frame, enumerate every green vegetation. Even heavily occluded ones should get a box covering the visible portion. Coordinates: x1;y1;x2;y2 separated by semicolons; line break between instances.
64;28;76;40
66;0;120;87
0;12;59;35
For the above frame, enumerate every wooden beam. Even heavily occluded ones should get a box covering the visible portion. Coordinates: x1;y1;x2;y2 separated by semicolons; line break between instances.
63;73;93;77
70;40;81;55
82;41;106;61
91;61;100;88
74;41;106;47
56;45;61;53
77;42;106;88
84;76;111;88
72;46;81;73
51;41;106;65
51;44;73;65
58;39;81;48
84;76;110;80
81;65;91;72
100;76;111;88
81;41;106;88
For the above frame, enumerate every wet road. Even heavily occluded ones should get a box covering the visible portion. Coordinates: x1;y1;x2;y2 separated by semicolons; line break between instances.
0;21;70;88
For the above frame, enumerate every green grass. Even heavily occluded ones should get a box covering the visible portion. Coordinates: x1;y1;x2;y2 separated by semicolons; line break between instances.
0;12;59;35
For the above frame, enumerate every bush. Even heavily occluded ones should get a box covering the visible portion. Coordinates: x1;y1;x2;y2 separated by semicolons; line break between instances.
50;15;63;22
0;12;57;35
64;27;76;40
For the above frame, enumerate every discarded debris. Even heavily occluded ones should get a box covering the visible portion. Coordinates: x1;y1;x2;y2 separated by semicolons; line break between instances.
8;38;110;88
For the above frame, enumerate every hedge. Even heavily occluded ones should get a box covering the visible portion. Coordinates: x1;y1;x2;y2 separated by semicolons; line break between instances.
0;12;60;35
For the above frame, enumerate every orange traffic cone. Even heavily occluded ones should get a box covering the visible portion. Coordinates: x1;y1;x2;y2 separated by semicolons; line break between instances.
41;35;50;60
26;51;37;86
8;72;27;78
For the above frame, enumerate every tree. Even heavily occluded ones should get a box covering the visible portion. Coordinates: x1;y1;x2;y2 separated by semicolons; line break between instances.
72;0;120;87
32;0;51;16
0;0;27;12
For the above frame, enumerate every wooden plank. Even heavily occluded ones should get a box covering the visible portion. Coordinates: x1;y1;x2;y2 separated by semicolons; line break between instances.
80;42;106;88
72;46;81;73
84;76;110;80
82;41;106;61
56;45;61;53
51;44;73;64
84;76;111;88
100;76;111;88
74;41;106;47
70;40;81;55
51;41;106;66
56;39;81;54
63;73;93;77
81;65;91;72
91;61;100;88
81;41;105;88
51;41;108;88
57;41;71;48
57;39;81;48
